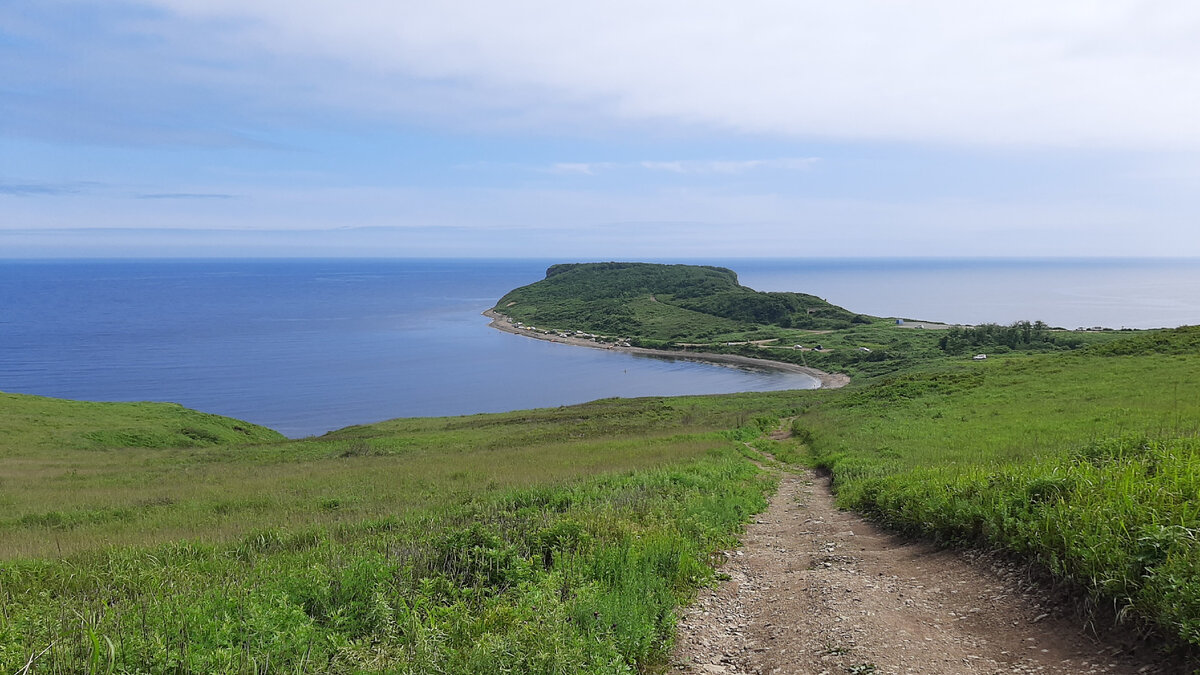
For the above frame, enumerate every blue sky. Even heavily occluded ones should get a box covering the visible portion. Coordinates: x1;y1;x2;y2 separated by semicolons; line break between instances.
4;1;1200;258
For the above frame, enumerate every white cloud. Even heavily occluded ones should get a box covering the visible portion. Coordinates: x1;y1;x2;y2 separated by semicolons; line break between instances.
142;1;1200;148
543;158;817;175
11;2;1200;259
639;158;818;174
546;162;615;175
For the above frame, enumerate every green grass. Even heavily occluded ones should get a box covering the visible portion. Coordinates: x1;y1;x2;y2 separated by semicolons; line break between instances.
0;448;775;673
0;389;808;673
801;326;1200;650
6;321;1200;670
660;319;1127;380
495;262;867;339
0;392;283;454
0;392;806;560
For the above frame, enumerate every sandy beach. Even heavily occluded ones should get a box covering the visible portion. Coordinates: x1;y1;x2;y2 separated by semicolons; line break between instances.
483;309;849;389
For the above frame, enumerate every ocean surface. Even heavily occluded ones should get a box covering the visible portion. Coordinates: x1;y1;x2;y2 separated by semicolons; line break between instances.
2;258;1198;437
734;258;1200;331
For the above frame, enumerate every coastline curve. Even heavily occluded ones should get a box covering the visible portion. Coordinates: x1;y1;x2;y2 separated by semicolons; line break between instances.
483;309;849;389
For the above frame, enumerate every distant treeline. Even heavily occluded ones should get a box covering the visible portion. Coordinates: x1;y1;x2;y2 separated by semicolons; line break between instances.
937;321;1084;354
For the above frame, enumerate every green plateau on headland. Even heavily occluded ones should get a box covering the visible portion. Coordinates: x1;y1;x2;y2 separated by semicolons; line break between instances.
493;261;1123;378
2;262;1200;672
495;262;872;337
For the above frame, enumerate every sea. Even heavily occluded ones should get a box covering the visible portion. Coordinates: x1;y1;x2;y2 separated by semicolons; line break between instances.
2;258;1198;438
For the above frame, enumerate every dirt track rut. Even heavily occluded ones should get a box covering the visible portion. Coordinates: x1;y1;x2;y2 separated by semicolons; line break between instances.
671;469;1174;675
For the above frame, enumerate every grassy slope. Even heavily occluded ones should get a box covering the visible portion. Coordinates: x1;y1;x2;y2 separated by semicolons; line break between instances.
0;392;283;453
0;392;802;560
493;262;1132;378
5;320;1200;668
801;326;1200;650
0;389;809;673
495;262;866;340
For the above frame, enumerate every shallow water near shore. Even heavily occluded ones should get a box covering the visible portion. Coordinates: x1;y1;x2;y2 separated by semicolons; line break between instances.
3;258;1197;437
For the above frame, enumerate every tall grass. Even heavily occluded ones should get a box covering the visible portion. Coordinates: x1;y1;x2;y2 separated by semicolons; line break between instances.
0;391;798;672
0;392;803;559
803;330;1200;650
0;447;771;673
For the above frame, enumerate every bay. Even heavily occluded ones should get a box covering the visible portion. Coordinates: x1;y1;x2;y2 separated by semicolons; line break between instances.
0;259;816;437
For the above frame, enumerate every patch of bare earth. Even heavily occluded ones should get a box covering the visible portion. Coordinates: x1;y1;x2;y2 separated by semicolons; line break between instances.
671;470;1176;675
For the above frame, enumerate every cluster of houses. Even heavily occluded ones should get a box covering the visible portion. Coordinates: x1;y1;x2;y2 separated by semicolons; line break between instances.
511;320;550;335
510;320;631;348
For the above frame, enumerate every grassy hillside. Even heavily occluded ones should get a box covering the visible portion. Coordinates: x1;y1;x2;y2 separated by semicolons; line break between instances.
0;389;807;673
5;324;1200;670
0;392;283;453
495;262;869;339
800;326;1200;651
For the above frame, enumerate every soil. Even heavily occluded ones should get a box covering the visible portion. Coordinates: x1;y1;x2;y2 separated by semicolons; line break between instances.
483;309;848;389
670;467;1180;675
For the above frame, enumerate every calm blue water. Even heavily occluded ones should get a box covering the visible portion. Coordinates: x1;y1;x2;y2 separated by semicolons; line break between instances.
0;259;819;437
3;258;1198;438
732;258;1200;331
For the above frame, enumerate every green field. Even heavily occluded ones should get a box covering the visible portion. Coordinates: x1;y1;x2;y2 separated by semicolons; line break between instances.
4;264;1200;671
799;328;1200;650
0;390;808;673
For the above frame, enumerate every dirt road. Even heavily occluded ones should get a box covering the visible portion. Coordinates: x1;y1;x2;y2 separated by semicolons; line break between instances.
671;468;1176;675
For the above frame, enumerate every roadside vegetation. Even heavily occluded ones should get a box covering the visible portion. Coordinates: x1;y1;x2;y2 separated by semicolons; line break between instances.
493;263;1200;659
800;326;1200;653
0;390;804;673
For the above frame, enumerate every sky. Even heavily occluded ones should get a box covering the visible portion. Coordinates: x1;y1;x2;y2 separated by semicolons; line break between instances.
3;1;1200;258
